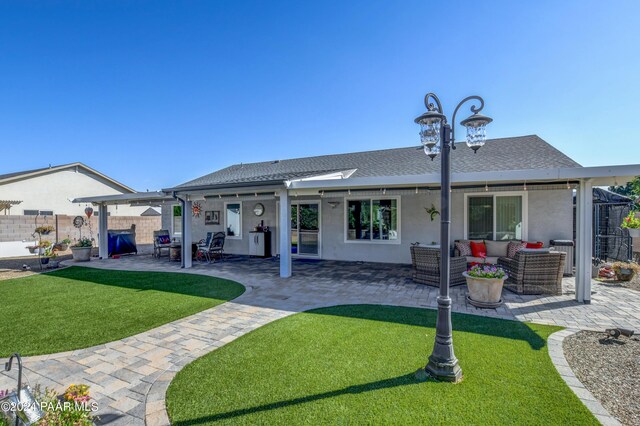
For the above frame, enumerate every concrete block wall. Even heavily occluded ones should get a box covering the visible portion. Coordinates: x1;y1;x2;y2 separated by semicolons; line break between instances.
0;215;161;245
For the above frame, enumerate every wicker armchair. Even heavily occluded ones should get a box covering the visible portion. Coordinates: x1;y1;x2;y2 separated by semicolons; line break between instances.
498;251;566;295
410;246;467;286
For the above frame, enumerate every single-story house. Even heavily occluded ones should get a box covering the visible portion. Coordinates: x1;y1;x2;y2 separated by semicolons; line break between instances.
74;135;640;304
0;162;158;217
0;162;162;258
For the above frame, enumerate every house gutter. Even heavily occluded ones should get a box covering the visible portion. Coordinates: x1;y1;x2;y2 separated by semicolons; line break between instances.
287;164;640;190
163;179;287;194
172;192;188;269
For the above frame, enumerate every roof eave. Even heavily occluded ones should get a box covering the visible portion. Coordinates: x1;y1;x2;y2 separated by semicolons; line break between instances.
0;162;137;193
288;164;640;190
72;191;173;205
164;179;288;193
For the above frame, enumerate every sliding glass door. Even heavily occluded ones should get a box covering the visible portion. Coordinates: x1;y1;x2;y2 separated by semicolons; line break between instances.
291;202;320;257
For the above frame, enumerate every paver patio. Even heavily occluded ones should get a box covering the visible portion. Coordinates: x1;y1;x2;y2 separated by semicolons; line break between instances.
1;255;639;425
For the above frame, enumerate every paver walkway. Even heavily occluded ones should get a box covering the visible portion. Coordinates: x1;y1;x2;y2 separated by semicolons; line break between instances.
1;255;639;425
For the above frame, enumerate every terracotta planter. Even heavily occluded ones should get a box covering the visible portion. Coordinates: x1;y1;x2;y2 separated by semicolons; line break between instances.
71;246;92;262
627;228;640;238
463;272;506;308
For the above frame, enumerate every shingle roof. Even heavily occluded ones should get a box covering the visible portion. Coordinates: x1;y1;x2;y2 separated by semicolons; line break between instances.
176;135;581;189
0;162;136;193
0;166;53;181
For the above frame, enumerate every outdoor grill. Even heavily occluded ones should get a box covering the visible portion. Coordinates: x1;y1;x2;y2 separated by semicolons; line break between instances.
107;224;137;256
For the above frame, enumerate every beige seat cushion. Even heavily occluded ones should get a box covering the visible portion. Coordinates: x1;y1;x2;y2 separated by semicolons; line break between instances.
485;240;510;258
465;256;499;264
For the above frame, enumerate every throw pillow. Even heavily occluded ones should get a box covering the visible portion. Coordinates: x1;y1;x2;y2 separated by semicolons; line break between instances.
507;241;526;258
455;241;472;257
525;241;544;249
157;235;171;245
485;240;509;257
470;241;487;258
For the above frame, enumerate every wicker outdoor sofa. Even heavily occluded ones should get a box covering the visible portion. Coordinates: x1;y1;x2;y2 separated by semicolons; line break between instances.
497;251;566;295
410;245;467;286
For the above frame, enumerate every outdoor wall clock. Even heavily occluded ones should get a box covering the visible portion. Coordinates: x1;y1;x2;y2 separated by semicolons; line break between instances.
253;203;264;216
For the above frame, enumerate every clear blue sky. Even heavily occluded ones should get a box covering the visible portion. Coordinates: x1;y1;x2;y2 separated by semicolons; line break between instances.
1;1;639;190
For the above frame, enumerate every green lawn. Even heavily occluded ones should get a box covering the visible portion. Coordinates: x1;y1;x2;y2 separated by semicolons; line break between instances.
0;266;244;356
167;305;597;425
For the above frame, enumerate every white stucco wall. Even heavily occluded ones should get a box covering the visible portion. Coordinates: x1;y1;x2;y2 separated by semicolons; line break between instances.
162;198;279;255
163;188;574;265
0;168;147;216
321;193;441;264
527;189;574;244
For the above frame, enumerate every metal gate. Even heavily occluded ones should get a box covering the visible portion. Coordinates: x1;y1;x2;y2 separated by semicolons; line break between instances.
593;203;633;262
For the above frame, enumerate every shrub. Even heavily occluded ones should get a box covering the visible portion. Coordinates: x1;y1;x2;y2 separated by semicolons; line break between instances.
611;261;640;281
621;212;640;229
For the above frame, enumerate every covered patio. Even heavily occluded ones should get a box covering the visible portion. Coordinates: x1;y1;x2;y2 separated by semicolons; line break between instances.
75;163;640;306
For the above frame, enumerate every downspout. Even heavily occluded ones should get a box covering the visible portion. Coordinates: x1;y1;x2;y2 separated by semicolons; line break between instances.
173;192;186;268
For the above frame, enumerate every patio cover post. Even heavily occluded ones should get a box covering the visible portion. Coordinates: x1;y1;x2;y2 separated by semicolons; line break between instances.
181;198;193;268
575;179;593;303
279;189;292;278
98;203;108;259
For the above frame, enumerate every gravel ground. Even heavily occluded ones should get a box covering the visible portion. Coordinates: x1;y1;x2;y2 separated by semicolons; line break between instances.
0;252;74;280
597;275;640;292
564;330;640;425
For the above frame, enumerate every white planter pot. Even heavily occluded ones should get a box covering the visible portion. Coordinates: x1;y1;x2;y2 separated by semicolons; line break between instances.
463;272;506;306
627;228;640;238
71;246;92;262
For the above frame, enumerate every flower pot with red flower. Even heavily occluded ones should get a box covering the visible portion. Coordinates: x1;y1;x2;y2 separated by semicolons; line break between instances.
622;211;640;238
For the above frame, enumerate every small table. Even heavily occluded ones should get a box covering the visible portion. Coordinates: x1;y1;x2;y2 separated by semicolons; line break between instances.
169;244;198;262
170;245;181;262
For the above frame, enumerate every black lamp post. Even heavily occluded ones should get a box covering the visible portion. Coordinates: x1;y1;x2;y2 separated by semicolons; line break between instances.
415;93;492;382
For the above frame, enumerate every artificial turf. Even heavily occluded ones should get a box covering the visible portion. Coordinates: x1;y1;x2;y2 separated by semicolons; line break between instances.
166;304;597;425
0;266;244;356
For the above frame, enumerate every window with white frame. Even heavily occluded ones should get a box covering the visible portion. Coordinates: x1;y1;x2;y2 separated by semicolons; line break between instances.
346;198;399;242
172;205;182;236
225;202;242;239
466;193;525;240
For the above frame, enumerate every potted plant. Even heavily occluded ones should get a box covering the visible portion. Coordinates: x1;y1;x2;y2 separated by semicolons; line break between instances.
71;238;93;262
611;261;640;281
621;211;640;237
41;246;58;265
463;264;508;308
37;240;51;256
55;238;71;251
34;225;55;235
